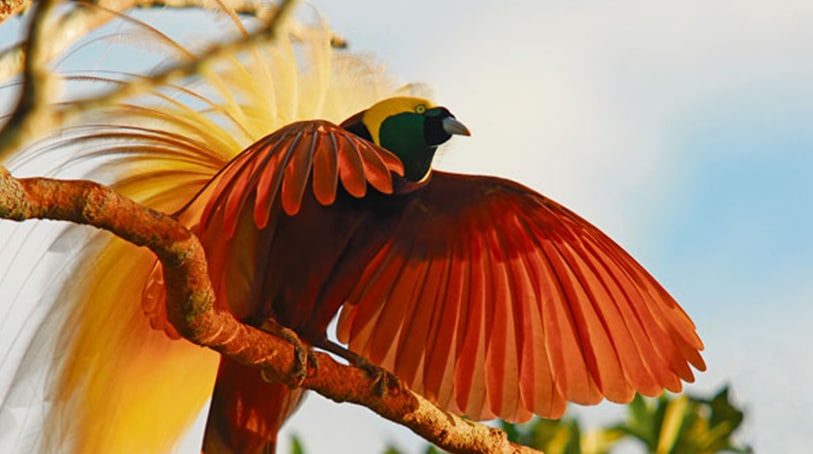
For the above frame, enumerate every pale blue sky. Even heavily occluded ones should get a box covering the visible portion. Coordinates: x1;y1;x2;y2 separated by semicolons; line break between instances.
2;1;812;453
294;1;813;452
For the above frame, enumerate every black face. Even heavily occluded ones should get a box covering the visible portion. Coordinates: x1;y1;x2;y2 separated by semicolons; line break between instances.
340;111;373;142
423;107;455;146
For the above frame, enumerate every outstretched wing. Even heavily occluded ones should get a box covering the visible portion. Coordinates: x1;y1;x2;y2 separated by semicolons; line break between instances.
144;119;404;333
334;171;705;422
199;119;404;237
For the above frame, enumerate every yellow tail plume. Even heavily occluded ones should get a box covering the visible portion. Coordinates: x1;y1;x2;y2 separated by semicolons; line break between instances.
2;10;406;453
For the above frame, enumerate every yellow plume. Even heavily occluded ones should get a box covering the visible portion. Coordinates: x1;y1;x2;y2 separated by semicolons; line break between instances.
1;9;406;453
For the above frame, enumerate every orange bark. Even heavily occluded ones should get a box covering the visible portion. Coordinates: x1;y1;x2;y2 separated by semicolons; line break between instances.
0;0;27;22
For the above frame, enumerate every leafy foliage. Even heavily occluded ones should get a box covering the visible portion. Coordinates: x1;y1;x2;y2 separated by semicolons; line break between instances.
290;434;305;454
611;386;751;454
357;385;751;454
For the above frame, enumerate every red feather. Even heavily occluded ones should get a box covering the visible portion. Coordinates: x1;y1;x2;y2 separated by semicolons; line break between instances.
162;116;704;450
199;120;404;236
332;171;705;421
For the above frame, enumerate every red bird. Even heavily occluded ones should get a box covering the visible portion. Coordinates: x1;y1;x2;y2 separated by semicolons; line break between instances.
140;96;705;453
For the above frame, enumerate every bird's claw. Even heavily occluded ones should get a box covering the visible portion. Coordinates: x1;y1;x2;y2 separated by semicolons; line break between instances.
287;336;318;385
351;354;403;396
313;338;404;396
370;366;403;397
259;321;317;386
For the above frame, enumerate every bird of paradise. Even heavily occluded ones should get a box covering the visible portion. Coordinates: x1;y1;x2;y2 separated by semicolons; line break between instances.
0;9;704;454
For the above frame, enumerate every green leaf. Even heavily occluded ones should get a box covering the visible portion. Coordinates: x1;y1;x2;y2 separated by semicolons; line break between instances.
582;428;625;454
290;434;305;454
706;386;745;432
657;395;689;453
379;385;751;454
500;420;521;443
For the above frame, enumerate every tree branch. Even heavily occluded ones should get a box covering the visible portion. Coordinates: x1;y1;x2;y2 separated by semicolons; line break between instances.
0;169;540;454
0;0;29;22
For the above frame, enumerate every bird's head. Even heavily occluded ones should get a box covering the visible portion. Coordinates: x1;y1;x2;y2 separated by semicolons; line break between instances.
341;97;470;182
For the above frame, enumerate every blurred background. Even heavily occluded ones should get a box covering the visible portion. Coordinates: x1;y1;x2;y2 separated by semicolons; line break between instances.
287;2;813;452
2;1;811;452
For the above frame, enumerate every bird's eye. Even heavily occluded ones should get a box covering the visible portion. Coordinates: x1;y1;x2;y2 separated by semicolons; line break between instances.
415;104;427;114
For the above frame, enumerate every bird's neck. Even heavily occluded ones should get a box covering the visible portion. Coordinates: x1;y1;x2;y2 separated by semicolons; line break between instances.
402;145;437;181
377;113;437;182
382;138;437;181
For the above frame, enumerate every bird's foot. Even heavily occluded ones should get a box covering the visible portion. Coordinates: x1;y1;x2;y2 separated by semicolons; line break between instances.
315;339;403;396
364;360;403;397
259;320;318;386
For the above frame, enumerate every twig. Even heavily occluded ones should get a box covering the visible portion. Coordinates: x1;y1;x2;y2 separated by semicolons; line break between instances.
0;170;541;454
133;0;347;47
0;0;60;162
0;0;298;161
1;0;142;85
0;0;29;22
55;0;297;121
0;0;345;85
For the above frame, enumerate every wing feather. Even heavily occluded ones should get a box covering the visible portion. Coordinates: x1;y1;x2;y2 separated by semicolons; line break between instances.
454;232;494;420
338;243;404;351
333;171;704;422
224;139;284;236
348;238;416;367
584;234;682;389
311;133;339;206
578;235;661;395
280;131;315;216
253;137;293;226
536;229;603;404
419;245;453;400
200;120;403;237
423;242;466;412
483;218;522;420
499;213;549;420
357;141;400;195
337;134;368;199
368;250;426;367
553;238;632;402
517;220;574;417
393;253;440;390
591;232;698;385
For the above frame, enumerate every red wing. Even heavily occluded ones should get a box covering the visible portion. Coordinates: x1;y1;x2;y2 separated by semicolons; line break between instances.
199;120;404;237
335;171;705;422
144;120;403;332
